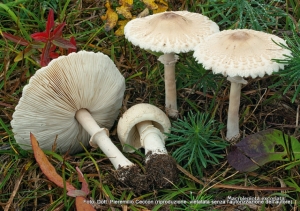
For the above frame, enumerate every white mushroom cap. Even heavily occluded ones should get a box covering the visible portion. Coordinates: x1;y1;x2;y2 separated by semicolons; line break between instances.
124;11;219;54
117;103;171;153
11;51;125;154
193;29;292;78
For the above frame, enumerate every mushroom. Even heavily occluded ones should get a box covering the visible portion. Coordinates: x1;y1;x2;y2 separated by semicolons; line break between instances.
117;103;178;188
193;29;292;141
124;11;219;118
11;51;134;171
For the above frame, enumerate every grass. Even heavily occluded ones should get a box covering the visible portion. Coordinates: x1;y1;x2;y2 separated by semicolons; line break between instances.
0;0;300;210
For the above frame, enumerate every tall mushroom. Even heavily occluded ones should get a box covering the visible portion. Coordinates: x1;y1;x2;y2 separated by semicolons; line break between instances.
11;51;134;171
117;103;178;188
193;29;292;141
124;11;219;118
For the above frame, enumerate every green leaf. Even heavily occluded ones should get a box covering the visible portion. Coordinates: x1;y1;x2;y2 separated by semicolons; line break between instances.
14;45;35;62
227;129;300;172
52;37;76;49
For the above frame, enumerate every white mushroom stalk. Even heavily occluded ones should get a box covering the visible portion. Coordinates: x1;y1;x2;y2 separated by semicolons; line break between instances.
226;76;248;140
76;109;133;169
193;29;292;141
158;53;179;118
124;11;219;118
136;120;167;161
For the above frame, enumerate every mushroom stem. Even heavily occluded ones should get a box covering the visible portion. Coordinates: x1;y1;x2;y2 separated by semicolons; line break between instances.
158;53;179;118
226;76;248;140
136;120;167;158
75;108;133;169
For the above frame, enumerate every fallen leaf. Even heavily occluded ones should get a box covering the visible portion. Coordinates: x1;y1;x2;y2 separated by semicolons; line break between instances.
227;129;300;172
101;1;118;31
115;19;129;36
67;167;90;197
116;0;133;19
76;196;96;211
30;133;95;211
30;133;76;191
14;45;35;62
142;0;158;10
153;0;168;13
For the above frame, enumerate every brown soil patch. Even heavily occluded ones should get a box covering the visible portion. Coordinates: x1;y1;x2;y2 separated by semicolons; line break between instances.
145;153;178;189
111;164;149;194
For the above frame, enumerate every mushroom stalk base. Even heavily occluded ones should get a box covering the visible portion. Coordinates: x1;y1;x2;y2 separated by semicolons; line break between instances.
75;109;133;169
226;76;247;141
136;121;167;158
158;53;179;118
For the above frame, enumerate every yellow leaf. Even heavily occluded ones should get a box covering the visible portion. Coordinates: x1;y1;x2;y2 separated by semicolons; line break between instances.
116;6;132;19
115;19;130;36
153;0;168;13
116;0;133;19
101;1;118;31
119;0;133;7
142;0;158;10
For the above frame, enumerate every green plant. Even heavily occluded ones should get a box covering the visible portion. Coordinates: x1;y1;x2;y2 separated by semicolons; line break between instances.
176;56;223;94
2;8;76;66
271;31;300;103
167;112;228;176
197;0;286;30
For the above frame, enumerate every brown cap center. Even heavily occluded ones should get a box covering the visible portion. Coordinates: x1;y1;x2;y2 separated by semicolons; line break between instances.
229;31;250;41
160;12;187;22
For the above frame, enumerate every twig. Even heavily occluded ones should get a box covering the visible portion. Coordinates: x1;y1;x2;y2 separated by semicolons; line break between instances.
4;164;27;211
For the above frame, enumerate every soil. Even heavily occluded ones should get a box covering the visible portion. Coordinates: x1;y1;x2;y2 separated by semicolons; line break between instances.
145;152;179;189
112;164;149;194
106;152;179;195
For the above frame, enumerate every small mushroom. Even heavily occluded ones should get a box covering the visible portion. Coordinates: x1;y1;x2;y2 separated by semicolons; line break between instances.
11;51;134;171
117;103;178;188
193;29;292;141
124;11;219;118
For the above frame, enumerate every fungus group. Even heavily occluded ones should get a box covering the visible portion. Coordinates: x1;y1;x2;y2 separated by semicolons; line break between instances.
124;11;219;118
10;10;292;195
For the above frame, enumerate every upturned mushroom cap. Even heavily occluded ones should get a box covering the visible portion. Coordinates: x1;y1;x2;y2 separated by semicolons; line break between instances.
124;11;219;54
117;103;171;153
11;51;125;154
193;29;292;78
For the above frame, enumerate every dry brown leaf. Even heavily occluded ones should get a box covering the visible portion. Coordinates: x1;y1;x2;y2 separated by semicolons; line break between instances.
76;196;96;211
30;133;96;210
101;1;119;31
30;133;76;191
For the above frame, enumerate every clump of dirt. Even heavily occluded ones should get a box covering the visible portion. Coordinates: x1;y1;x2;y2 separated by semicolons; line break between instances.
107;165;150;194
145;153;178;189
104;153;179;194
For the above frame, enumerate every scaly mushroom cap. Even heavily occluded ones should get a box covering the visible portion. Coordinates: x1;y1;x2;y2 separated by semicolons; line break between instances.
117;103;171;153
11;51;125;154
193;29;292;78
124;11;219;54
